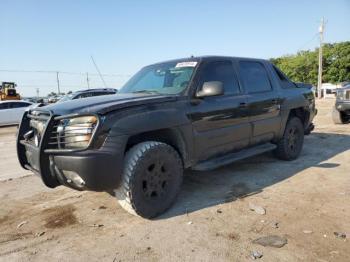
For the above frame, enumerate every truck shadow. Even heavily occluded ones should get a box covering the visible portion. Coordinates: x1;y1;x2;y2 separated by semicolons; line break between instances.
158;132;350;219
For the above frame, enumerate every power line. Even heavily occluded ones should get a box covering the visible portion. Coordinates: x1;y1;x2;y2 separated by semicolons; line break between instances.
297;33;319;52
91;56;108;88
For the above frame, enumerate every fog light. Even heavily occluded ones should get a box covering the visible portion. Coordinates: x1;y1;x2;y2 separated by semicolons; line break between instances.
62;170;86;188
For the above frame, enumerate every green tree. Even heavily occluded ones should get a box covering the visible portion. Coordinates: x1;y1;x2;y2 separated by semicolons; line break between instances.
47;92;57;97
271;41;350;85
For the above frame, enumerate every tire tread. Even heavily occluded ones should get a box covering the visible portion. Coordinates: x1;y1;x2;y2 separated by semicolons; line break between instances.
275;117;304;161
115;141;183;218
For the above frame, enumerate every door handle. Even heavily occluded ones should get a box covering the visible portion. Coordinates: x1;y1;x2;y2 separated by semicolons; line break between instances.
271;99;281;110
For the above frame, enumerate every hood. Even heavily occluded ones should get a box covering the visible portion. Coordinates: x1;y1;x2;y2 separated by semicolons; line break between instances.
40;93;177;116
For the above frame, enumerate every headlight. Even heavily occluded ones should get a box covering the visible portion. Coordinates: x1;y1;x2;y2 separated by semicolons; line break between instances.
56;116;98;149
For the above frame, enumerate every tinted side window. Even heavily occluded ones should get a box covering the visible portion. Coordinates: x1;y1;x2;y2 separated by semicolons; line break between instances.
10;102;31;108
76;92;94;99
9;103;20;108
93;92;114;96
239;61;272;93
199;61;240;95
272;65;295;89
20;102;31;107
0;103;9;110
8;103;18;108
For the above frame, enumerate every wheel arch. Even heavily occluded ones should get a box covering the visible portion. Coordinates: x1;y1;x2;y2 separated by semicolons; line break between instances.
288;107;310;128
278;107;311;139
125;128;191;168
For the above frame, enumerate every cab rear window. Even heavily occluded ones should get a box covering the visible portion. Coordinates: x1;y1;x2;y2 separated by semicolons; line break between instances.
239;61;272;93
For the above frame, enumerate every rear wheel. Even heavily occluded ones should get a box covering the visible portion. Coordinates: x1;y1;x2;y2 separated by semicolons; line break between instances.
275;117;304;161
115;141;183;218
332;107;346;124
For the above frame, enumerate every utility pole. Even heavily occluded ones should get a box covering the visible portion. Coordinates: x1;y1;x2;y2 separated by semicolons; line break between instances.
56;71;61;94
317;18;325;99
86;72;90;89
36;88;39;99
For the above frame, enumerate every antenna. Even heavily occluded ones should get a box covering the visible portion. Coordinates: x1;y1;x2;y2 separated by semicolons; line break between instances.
86;72;90;89
91;55;108;88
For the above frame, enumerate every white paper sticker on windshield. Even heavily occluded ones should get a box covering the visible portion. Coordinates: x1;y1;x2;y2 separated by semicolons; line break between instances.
175;61;198;68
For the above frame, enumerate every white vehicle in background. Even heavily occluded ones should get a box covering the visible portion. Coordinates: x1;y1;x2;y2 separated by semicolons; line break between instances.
0;100;33;126
321;83;338;98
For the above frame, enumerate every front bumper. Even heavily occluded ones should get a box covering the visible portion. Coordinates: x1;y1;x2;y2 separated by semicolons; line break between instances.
335;101;350;113
17;111;126;191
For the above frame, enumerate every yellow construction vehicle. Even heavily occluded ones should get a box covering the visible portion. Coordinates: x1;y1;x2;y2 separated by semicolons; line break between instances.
0;82;21;100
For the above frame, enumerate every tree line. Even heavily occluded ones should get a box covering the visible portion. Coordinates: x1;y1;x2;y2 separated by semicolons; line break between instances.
270;41;350;85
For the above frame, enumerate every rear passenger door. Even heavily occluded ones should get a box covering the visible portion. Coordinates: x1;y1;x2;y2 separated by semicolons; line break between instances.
237;60;281;145
10;102;31;123
0;102;10;125
189;60;251;161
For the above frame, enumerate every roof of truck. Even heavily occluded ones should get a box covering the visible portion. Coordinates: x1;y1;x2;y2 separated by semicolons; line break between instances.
73;88;117;94
149;56;268;66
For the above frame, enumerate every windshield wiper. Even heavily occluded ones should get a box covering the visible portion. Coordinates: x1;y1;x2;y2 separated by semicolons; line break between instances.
132;90;161;94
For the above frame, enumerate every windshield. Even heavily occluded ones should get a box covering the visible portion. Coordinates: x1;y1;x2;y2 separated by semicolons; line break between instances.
119;61;197;95
58;93;74;102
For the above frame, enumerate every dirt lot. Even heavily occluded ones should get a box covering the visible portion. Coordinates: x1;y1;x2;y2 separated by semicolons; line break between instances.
0;99;349;262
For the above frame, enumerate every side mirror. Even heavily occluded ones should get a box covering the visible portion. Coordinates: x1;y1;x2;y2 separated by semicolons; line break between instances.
196;81;224;97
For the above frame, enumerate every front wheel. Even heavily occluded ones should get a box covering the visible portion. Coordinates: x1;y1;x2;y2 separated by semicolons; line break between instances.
274;117;304;161
115;141;183;218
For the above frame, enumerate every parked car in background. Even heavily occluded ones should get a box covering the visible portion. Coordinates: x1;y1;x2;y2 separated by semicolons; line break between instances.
0;100;33;126
48;95;64;104
321;83;338;98
333;84;350;124
23;97;45;104
58;88;117;103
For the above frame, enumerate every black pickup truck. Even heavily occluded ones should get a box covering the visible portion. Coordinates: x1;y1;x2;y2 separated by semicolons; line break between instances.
17;56;316;218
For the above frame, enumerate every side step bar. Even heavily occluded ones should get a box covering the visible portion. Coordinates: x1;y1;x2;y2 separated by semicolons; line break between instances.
192;143;277;171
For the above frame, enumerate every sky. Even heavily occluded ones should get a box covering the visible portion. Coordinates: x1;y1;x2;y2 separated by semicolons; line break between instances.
0;0;349;96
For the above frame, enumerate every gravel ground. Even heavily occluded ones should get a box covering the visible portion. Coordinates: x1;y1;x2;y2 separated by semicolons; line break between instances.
0;126;32;181
0;99;349;262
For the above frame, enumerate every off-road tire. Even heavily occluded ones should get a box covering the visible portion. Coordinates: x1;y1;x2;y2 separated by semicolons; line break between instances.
275;117;304;161
332;107;346;124
115;141;183;218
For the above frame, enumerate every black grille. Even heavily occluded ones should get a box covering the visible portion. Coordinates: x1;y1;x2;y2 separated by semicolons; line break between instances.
25;112;97;151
